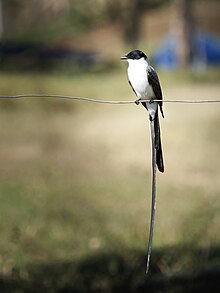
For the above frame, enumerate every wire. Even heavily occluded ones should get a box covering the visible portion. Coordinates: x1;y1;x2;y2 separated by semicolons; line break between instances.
0;94;133;104
0;94;219;104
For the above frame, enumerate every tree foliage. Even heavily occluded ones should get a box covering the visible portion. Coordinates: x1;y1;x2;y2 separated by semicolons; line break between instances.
1;0;170;44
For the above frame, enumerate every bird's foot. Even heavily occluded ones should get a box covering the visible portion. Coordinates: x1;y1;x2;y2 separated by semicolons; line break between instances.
135;99;141;105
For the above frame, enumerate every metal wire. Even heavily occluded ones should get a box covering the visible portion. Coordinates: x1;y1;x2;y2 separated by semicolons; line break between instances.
0;94;219;104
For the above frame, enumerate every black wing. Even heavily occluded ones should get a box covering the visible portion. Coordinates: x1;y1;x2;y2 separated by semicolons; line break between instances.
147;66;164;118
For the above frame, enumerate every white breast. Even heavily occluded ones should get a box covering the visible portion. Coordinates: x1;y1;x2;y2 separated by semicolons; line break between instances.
127;57;157;119
127;58;154;100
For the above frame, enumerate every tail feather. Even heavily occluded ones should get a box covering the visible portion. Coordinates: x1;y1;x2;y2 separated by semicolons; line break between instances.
154;112;164;173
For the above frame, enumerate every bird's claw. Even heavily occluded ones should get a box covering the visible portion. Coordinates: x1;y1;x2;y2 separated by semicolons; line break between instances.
135;99;141;105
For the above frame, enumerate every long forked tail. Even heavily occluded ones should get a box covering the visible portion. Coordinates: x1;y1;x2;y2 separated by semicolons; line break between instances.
154;111;164;173
146;111;164;274
146;117;157;274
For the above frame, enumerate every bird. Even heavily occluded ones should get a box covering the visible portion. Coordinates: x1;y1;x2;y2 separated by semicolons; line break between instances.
120;49;164;273
120;49;164;172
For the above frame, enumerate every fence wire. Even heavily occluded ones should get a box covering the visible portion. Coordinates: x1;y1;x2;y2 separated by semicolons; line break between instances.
0;94;220;104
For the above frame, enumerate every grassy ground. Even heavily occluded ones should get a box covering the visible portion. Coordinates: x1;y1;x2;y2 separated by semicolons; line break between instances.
0;68;220;291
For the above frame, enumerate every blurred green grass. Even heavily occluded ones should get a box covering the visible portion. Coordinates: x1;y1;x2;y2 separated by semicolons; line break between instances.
0;68;220;291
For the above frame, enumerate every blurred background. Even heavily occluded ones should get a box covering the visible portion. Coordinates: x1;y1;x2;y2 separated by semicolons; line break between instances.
0;0;220;292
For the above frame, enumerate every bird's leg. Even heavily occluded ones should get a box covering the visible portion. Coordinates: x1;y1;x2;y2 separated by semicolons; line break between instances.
149;98;154;104
135;98;141;105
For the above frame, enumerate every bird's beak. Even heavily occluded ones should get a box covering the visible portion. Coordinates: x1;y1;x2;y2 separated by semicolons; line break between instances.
120;56;127;60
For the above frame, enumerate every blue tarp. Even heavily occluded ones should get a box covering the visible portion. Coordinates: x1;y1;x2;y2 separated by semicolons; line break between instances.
152;31;220;69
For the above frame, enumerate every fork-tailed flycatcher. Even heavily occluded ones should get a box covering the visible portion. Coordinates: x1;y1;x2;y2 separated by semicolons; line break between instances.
120;49;164;273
